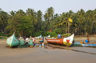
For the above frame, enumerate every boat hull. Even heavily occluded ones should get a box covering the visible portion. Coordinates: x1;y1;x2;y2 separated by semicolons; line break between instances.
7;34;19;47
82;44;96;47
46;39;63;44
46;34;74;46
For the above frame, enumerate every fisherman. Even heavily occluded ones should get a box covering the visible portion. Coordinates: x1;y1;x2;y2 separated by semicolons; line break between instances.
39;37;44;47
58;34;62;38
85;40;89;43
85;32;90;43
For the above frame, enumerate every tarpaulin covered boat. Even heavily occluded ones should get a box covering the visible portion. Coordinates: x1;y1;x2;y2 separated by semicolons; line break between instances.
46;34;74;46
6;33;19;47
19;37;25;46
28;39;34;46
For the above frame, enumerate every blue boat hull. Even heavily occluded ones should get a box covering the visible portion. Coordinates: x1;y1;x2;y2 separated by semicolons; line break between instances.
82;44;96;47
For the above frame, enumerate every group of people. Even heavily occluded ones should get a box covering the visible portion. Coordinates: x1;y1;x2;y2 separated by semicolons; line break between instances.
19;36;45;48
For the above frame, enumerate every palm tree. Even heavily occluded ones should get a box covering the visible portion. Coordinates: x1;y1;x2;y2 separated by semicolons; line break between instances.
0;9;8;33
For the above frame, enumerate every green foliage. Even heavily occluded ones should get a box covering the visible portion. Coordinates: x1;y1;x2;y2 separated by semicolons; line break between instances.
0;36;7;39
0;7;96;37
47;32;57;37
62;33;71;37
53;28;62;34
0;9;9;33
0;32;7;36
0;32;7;39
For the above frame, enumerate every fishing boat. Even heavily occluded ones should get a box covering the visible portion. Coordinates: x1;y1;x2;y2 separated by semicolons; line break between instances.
46;34;74;46
73;42;96;47
6;33;19;47
82;44;96;47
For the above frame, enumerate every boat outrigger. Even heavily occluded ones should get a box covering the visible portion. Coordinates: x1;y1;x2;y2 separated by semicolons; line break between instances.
46;34;74;46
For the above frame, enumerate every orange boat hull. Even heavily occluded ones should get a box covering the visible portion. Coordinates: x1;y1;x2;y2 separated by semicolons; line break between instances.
46;34;74;46
46;39;63;45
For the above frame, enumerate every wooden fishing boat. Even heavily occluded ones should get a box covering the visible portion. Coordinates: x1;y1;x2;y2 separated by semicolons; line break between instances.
6;33;19;47
46;34;74;46
73;42;96;47
82;44;96;47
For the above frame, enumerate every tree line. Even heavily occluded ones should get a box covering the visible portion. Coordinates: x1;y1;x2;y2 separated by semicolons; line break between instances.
0;7;96;37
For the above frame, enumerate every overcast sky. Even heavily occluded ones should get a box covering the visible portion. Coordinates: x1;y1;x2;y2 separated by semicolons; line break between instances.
0;0;96;14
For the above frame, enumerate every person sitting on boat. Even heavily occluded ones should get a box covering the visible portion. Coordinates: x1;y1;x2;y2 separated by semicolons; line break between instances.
85;40;88;43
58;34;62;39
85;32;90;43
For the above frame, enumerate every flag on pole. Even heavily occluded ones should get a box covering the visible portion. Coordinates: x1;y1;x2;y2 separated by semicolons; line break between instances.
68;18;73;23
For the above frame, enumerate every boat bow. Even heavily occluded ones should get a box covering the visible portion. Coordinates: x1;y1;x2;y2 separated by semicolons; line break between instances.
63;34;74;46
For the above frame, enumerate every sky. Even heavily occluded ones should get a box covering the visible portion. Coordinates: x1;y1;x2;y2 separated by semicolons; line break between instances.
0;0;96;14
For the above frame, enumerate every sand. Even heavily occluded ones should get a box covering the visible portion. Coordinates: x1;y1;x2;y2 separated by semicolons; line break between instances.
0;39;96;63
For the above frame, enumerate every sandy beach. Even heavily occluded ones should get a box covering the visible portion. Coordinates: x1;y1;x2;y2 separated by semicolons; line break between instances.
0;39;96;63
